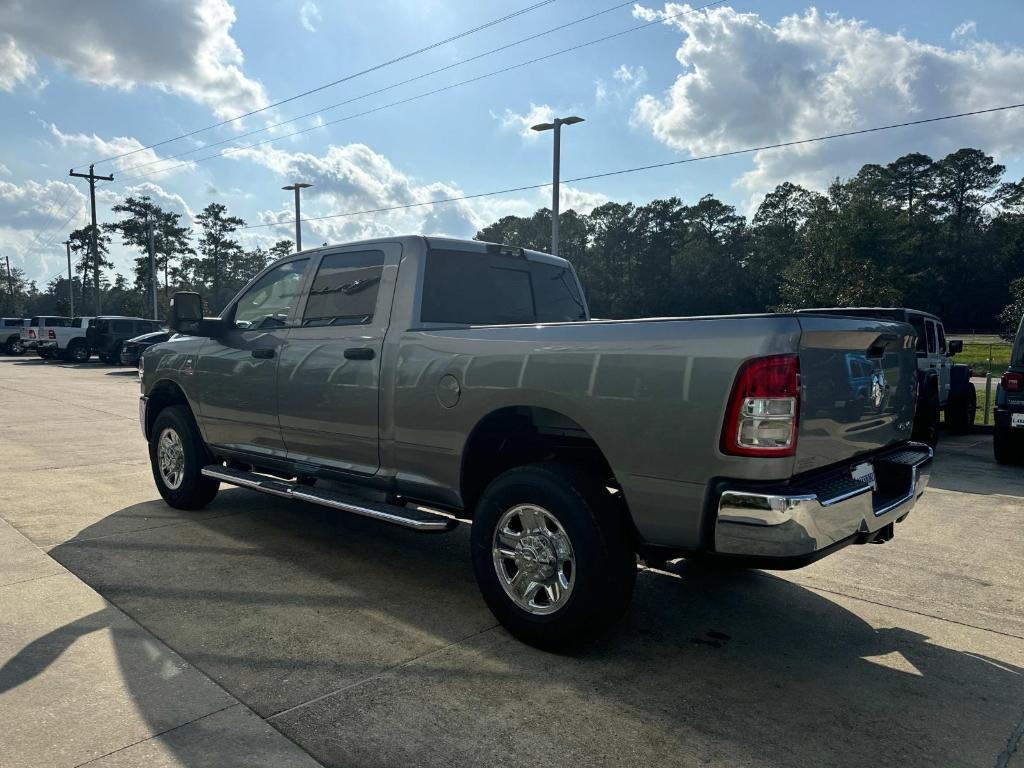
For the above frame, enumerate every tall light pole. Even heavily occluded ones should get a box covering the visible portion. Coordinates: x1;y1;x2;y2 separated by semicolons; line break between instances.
282;182;312;252
531;115;584;257
62;240;74;317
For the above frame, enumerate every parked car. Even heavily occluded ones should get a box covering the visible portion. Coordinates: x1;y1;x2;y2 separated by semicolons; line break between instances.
21;316;71;357
140;236;932;650
795;307;975;445
1;318;28;354
994;314;1024;464
87;317;164;364
37;317;95;362
120;330;171;366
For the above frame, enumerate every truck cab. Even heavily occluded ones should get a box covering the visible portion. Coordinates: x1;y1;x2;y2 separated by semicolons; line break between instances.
994;314;1024;464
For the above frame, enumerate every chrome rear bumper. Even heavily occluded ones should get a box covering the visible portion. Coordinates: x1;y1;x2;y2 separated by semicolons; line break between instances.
714;444;932;561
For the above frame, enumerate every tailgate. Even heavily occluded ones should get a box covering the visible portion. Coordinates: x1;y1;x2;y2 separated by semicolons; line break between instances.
795;315;918;474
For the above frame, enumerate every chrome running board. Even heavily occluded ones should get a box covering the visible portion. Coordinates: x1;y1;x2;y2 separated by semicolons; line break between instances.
201;464;455;532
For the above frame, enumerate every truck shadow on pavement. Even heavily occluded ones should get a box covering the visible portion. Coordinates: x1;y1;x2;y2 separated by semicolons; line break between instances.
10;488;1022;768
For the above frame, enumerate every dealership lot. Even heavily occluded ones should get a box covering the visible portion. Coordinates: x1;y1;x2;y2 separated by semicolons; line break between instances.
1;356;1022;768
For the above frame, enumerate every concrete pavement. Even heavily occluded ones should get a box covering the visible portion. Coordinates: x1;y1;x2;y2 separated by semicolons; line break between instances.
1;355;1023;767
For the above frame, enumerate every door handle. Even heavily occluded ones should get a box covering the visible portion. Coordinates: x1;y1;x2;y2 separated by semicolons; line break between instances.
344;347;375;360
251;349;275;359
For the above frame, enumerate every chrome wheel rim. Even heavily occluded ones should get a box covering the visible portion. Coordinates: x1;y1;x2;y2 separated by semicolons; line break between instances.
157;427;185;490
492;504;575;616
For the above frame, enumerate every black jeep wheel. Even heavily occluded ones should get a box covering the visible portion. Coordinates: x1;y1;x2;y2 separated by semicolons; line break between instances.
66;341;91;363
994;425;1020;465
149;405;220;509
946;383;977;434
913;394;940;449
471;462;636;652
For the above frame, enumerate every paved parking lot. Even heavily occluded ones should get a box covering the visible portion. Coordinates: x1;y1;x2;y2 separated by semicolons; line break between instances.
1;355;1022;768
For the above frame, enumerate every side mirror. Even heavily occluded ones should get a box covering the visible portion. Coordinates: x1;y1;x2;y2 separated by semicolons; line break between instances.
168;292;203;334
948;339;963;355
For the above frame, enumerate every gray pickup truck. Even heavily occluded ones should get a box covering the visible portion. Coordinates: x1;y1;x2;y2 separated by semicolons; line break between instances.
140;236;932;649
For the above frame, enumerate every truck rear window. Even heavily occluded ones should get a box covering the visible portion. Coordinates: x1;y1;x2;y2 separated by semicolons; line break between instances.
420;249;587;325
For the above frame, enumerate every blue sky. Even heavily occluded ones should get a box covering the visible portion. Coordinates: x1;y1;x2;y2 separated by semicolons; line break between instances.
1;0;1022;285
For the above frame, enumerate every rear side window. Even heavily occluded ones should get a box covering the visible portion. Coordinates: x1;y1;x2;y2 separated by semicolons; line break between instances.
936;323;946;354
908;314;927;353
420;249;587;325
303;250;384;327
112;319;134;334
926;320;938;354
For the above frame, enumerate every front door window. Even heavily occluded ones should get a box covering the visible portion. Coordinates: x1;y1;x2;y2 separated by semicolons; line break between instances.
232;259;308;329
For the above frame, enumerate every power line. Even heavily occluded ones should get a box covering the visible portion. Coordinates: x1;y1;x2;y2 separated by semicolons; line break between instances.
110;0;646;178
76;0;560;171
238;102;1024;230
108;0;727;186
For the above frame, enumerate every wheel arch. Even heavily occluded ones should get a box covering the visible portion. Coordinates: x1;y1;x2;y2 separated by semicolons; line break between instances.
458;405;630;524
145;378;200;442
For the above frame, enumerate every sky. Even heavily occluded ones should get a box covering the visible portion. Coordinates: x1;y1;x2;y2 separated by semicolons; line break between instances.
1;0;1022;287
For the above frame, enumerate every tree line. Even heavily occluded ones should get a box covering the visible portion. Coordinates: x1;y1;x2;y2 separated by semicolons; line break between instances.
2;146;1022;335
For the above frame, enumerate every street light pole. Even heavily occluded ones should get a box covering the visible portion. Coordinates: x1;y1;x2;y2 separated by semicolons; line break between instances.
531;115;584;258
282;183;313;252
147;217;158;320
63;240;74;317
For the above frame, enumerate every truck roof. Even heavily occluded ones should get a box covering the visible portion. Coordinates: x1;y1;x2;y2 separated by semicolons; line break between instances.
286;235;571;270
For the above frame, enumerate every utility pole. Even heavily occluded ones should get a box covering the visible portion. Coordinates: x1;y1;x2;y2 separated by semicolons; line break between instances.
69;164;113;314
147;217;158;320
63;240;74;317
530;116;584;258
282;182;312;252
4;254;13;300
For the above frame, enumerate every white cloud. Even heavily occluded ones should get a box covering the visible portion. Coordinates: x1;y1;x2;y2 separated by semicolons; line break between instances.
300;1;321;32
0;163;10;176
596;64;648;104
631;4;1024;199
0;179;89;283
48;124;195;180
0;0;268;119
952;20;976;41
494;103;555;139
0;34;36;91
558;186;609;215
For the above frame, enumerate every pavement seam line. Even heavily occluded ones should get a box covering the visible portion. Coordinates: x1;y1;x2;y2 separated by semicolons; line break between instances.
70;703;243;768
0;571;68;590
0;380;137;420
265;623;502;722
795;580;1024;641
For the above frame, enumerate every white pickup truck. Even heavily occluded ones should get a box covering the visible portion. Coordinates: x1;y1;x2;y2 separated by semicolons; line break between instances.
21;316;71;357
37;317;95;362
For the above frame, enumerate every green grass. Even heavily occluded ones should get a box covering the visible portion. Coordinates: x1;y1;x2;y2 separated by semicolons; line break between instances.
973;379;998;426
953;341;1011;376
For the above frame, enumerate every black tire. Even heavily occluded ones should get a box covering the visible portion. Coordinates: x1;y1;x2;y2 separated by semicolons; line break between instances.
994;425;1020;465
149;405;220;509
913;394;940;449
6;337;24;355
946;384;977;434
37;348;50;360
66;341;90;363
470;462;636;652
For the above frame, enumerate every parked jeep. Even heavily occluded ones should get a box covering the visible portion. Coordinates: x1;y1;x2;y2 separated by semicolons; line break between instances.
796;307;975;445
140;236;932;650
21;316;71;358
1;318;28;354
87;317;164;364
994;314;1024;464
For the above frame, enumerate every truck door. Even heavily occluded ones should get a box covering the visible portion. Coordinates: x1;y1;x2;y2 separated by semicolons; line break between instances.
194;257;310;459
276;244;398;476
925;318;951;404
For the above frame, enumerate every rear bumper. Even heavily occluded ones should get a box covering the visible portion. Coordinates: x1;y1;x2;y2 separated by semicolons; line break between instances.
713;443;932;566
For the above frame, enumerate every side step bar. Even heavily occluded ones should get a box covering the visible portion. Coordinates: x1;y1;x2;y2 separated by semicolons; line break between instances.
201;464;456;532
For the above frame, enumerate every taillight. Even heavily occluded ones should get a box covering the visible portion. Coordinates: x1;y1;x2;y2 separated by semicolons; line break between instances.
28;329;35;338
1003;372;1023;392
48;329;56;339
720;354;800;457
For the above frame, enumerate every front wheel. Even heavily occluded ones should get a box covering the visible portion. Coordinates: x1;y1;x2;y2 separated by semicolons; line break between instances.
149;405;220;509
471;463;636;652
66;341;91;363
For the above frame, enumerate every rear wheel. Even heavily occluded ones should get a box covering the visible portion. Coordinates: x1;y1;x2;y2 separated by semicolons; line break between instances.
946;384;977;434
913;394;940;449
6;337;24;355
149;405;220;509
994;425;1020;465
471;462;636;652
66;341;90;363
